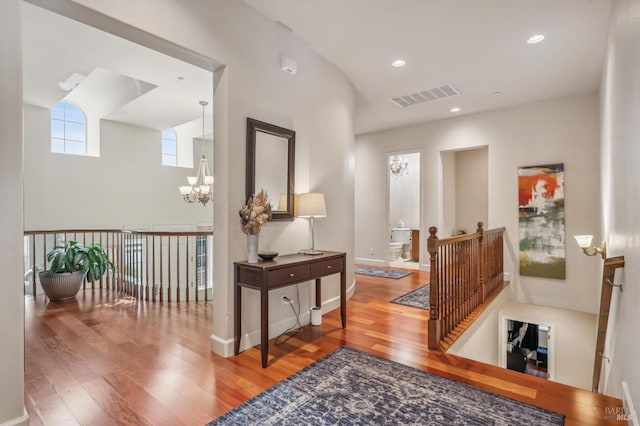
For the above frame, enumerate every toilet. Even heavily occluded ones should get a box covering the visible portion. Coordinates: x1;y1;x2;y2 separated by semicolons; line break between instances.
390;227;411;260
389;242;403;260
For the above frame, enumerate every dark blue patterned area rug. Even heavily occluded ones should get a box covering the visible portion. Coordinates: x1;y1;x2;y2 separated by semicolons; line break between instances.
208;347;564;425
354;266;412;279
391;284;430;310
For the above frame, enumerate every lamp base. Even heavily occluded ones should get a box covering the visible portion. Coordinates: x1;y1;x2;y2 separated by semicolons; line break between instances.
300;249;324;255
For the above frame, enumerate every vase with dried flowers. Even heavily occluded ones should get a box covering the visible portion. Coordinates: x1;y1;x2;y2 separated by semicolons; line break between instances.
239;189;272;262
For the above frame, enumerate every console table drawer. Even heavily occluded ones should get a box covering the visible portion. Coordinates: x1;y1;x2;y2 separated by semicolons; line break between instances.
268;265;310;286
310;258;344;277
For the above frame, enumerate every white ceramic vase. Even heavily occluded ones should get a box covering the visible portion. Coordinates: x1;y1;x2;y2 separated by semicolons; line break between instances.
247;234;259;263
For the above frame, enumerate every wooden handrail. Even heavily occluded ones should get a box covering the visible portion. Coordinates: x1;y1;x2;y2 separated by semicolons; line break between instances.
121;230;213;237
24;229;122;235
23;228;213;303
428;222;506;351
437;231;482;245
25;229;213;236
592;256;625;392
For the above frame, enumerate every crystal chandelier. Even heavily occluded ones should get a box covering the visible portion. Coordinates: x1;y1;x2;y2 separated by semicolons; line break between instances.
390;157;408;179
179;101;214;206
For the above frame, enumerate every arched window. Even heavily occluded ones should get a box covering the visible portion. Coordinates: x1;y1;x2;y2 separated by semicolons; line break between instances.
162;128;177;166
51;102;86;155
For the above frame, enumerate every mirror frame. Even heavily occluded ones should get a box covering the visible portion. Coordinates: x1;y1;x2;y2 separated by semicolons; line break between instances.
246;117;296;221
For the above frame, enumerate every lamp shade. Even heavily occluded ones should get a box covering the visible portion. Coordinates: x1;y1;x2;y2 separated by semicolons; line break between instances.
297;193;327;218
574;235;593;248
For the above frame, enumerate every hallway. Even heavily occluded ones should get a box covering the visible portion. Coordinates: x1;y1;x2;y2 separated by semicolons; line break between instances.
24;268;621;425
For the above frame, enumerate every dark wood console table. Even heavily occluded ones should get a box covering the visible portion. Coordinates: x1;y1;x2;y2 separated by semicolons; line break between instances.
234;251;347;367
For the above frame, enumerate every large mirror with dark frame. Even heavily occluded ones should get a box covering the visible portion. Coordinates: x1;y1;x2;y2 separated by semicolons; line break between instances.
246;117;296;221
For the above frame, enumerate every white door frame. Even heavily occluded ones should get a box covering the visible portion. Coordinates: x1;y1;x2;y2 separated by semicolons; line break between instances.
499;313;556;381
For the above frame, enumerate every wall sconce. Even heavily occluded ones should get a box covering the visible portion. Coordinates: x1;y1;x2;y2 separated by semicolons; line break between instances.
574;235;606;259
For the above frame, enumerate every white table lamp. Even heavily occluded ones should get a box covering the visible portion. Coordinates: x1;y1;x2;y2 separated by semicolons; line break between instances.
297;193;326;255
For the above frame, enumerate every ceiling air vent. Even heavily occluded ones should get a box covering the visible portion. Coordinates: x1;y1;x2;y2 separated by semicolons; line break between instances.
390;84;460;108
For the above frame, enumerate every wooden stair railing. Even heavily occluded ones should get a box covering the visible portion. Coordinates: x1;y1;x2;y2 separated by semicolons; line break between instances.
428;222;506;351
592;256;625;392
24;229;213;303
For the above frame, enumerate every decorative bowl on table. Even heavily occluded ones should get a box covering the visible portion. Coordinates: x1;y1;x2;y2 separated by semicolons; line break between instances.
258;251;279;261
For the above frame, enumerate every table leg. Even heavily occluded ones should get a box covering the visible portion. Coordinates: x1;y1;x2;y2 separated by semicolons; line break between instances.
315;278;321;308
340;257;346;328
261;288;269;368
234;267;241;355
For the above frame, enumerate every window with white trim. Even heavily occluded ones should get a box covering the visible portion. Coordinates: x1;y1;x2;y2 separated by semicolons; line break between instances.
162;128;177;166
51;102;87;155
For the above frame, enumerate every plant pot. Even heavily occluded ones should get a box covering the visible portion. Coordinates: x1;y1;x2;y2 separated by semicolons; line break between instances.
38;270;84;302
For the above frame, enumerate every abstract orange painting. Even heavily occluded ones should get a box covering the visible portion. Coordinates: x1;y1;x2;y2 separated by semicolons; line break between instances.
518;163;565;279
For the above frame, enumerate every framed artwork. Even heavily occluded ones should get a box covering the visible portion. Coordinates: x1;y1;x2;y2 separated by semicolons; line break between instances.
518;163;565;279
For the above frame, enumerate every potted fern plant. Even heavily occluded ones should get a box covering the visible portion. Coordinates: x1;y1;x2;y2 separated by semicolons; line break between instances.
39;240;114;301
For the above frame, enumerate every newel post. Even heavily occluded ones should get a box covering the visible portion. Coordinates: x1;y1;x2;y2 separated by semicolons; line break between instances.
427;226;441;350
477;221;485;302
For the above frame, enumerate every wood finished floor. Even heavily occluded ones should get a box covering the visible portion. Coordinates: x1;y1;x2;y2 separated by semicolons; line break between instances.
24;267;623;425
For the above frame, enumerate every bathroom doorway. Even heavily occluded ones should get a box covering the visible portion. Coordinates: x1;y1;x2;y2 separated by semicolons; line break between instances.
387;151;421;270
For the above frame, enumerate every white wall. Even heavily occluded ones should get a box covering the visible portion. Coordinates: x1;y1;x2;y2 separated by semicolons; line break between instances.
449;298;597;390
0;1;28;424
441;150;456;238
455;147;488;233
56;0;356;356
599;0;640;402
447;289;510;367
174;118;202;168
355;93;601;314
23;104;212;229
354;136;387;265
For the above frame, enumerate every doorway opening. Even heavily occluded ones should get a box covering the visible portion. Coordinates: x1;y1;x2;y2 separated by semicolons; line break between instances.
22;2;217;298
387;151;421;270
501;318;554;381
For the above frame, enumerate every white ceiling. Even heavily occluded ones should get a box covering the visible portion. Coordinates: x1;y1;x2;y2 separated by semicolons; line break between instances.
23;1;613;136
23;2;214;131
242;0;613;135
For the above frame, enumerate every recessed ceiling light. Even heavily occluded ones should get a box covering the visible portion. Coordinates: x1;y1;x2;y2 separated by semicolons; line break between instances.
492;91;502;96
391;59;406;68
450;107;461;113
177;76;185;80
527;34;545;44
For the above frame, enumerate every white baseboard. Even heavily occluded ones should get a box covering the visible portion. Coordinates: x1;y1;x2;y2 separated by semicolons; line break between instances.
622;382;638;425
355;258;430;272
210;333;233;358
211;278;357;357
0;408;29;426
354;257;386;266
